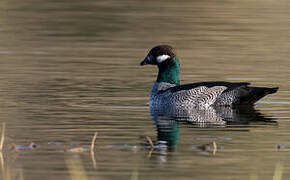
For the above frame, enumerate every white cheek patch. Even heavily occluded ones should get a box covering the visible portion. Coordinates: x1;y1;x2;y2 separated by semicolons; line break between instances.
156;55;170;63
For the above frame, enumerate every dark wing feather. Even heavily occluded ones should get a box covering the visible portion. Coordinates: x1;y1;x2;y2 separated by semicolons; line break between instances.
168;81;250;93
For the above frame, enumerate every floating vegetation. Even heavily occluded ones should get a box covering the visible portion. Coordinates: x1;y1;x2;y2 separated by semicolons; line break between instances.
192;141;221;155
67;147;90;153
67;132;98;153
106;138;169;156
10;142;39;152
276;143;290;150
0;121;287;180
0;122;221;159
47;141;63;146
191;136;229;155
64;132;99;169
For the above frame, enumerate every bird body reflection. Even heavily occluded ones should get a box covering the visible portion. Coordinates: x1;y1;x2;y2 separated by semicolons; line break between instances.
151;105;274;127
150;105;276;157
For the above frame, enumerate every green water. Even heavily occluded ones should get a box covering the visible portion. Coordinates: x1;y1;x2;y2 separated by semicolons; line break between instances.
0;0;289;179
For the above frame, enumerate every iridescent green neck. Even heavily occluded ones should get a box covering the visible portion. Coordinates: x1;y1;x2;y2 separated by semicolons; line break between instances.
156;57;180;85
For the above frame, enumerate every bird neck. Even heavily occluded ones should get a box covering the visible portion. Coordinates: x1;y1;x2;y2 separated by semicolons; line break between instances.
156;57;180;85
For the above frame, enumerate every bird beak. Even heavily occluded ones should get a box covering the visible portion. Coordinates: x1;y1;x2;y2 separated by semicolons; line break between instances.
139;59;147;66
139;55;151;66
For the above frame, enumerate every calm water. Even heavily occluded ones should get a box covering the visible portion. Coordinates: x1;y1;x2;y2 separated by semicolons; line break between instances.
0;0;290;179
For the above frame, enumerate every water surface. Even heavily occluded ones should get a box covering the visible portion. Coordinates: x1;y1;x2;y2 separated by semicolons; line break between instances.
0;0;289;179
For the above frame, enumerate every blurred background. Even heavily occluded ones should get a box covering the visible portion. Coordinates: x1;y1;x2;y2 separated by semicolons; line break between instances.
0;0;289;180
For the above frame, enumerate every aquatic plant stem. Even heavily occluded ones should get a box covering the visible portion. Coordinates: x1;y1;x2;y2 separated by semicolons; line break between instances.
0;122;5;152
90;132;98;169
90;132;98;152
212;141;217;155
146;136;154;149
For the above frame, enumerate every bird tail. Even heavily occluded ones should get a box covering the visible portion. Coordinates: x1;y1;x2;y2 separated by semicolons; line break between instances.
241;87;279;104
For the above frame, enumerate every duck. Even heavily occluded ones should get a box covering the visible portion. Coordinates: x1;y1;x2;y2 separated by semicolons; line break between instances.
140;45;278;111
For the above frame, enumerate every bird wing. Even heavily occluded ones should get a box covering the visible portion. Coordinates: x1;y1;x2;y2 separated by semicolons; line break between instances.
169;81;250;93
157;81;277;106
170;85;228;108
160;81;250;107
